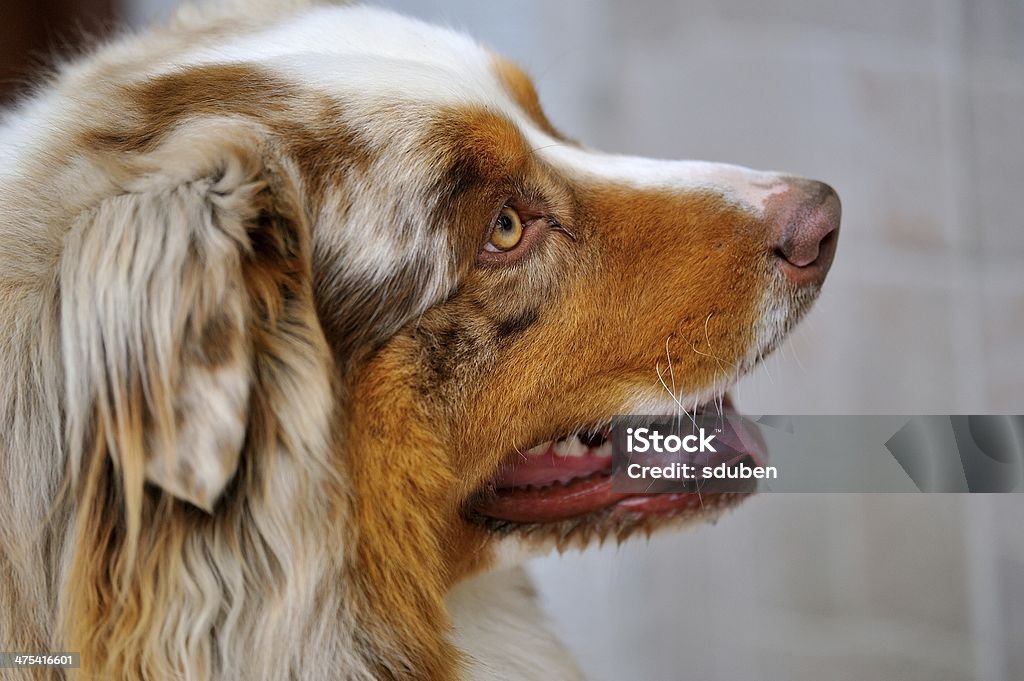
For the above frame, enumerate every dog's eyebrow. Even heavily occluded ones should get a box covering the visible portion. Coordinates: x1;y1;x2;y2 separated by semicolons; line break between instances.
424;106;577;218
428;107;531;185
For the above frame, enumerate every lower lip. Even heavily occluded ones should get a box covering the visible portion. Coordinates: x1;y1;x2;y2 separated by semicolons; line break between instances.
473;469;755;524
474;472;621;523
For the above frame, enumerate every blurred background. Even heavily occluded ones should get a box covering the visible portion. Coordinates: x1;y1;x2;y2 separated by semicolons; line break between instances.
3;1;1022;679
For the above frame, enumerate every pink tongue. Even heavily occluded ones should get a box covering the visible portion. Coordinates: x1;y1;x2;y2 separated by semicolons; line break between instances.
492;447;611;489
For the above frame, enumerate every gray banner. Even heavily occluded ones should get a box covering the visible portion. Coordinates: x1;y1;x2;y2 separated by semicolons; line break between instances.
610;414;1024;493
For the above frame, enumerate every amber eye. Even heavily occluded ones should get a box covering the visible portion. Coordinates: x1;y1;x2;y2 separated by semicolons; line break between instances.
485;207;524;252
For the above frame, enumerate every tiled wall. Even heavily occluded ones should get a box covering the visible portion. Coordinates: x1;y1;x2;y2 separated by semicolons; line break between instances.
130;1;1024;678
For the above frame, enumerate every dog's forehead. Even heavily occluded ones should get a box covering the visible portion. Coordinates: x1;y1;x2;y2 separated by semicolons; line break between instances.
182;6;505;108
176;4;788;215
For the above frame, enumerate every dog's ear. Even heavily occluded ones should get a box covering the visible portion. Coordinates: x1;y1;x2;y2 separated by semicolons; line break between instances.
60;132;332;512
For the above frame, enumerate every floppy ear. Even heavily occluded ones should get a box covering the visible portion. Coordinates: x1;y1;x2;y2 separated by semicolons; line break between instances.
60;133;329;513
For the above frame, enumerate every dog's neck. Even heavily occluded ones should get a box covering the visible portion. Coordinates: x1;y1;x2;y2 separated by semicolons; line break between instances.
446;567;585;681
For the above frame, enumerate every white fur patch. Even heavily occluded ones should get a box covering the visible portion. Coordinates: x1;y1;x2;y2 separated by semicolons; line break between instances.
169;5;785;218
539;148;791;216
447;567;585;681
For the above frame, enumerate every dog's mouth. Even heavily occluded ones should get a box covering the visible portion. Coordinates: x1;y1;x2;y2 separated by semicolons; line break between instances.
468;393;765;532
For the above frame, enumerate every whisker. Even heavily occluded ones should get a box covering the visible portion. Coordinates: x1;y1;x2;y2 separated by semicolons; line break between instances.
689;342;737;373
759;349;775;386
522;142;569;161
692;393;706;511
664;336;686;432
656;363;698;430
788;335;807;373
665;336;678;399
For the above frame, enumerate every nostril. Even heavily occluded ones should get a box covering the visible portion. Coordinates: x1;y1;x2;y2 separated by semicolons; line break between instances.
775;229;826;268
772;210;840;287
767;178;841;285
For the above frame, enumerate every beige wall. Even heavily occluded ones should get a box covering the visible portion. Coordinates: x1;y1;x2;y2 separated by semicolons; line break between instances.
129;1;1024;678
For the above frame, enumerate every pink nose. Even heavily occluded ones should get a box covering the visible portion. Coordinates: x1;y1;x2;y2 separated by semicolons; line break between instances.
768;179;841;287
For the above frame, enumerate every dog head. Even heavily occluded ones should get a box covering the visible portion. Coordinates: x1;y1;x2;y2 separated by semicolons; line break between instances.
19;3;839;678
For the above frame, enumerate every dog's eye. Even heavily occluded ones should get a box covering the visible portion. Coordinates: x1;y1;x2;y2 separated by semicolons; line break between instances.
485;207;524;252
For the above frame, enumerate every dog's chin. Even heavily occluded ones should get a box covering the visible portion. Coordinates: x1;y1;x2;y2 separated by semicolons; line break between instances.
465;392;763;552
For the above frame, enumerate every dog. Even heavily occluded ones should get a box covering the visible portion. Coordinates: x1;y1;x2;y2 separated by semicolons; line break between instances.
0;1;840;679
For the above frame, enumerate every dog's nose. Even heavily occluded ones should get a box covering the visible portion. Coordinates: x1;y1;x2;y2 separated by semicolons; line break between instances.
768;179;841;287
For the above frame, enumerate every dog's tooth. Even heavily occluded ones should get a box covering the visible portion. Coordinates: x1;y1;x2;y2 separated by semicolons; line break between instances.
554;437;587;457
526;442;550;457
593;440;613;458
